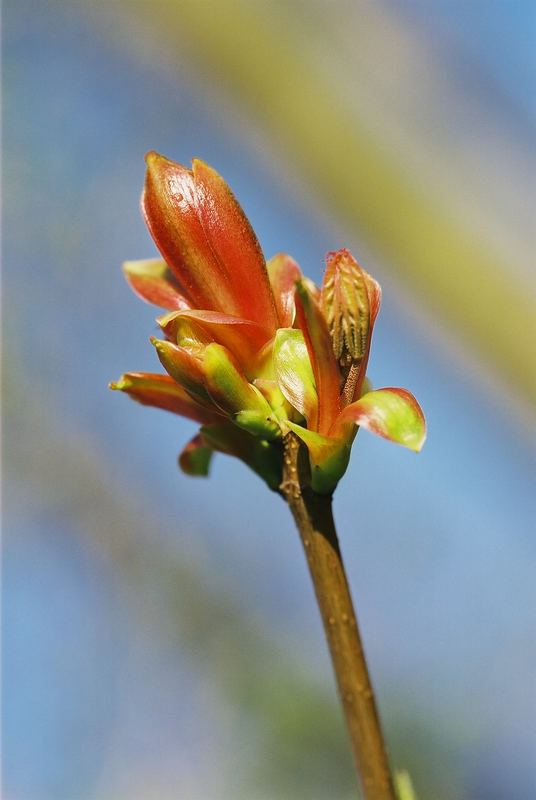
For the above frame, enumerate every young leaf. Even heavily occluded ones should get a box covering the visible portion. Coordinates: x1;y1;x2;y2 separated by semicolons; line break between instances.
332;387;426;452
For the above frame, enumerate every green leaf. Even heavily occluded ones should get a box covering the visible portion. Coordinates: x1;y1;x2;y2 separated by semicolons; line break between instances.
286;422;351;495
234;409;281;440
151;337;212;406
332;387;426;452
178;434;213;476
273;328;318;424
253;378;296;422
203;343;281;440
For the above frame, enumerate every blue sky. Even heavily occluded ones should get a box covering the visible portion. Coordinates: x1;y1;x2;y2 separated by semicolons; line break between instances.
4;2;535;797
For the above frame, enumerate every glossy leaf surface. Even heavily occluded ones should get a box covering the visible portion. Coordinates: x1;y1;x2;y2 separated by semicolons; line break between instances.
143;152;277;333
273;328;317;426
332;387;426;452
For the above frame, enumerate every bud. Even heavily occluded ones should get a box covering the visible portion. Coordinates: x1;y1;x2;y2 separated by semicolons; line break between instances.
143;152;278;335
321;249;370;366
113;154;425;493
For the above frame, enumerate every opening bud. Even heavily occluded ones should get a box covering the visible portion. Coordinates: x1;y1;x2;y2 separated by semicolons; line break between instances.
321;249;370;367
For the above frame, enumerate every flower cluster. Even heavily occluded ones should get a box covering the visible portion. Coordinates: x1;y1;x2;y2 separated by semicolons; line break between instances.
111;153;425;493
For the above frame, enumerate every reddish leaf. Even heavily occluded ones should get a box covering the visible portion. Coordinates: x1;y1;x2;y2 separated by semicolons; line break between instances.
122;259;190;310
109;372;215;424
267;253;302;327
295;280;341;435
151;338;213;407
142;152;277;334
157;309;270;375
352;267;382;401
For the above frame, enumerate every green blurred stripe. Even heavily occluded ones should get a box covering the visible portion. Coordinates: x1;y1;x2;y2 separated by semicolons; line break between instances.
115;1;536;407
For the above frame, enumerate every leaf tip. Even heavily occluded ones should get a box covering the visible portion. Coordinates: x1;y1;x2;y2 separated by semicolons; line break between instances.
149;335;161;348
144;149;161;167
409;426;427;453
191;156;210;174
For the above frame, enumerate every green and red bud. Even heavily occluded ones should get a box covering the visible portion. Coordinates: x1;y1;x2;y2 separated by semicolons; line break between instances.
112;153;426;491
320;249;381;405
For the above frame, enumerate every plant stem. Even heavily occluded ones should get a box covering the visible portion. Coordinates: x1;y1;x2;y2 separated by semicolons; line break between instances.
281;432;396;800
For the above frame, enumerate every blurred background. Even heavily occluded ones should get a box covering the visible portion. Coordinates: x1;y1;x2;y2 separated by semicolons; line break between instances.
3;1;536;798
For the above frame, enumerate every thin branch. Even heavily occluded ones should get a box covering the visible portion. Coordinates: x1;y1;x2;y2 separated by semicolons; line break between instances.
281;432;396;800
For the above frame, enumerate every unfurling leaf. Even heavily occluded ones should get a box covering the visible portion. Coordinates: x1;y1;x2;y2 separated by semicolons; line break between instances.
332;387;426;452
273;328;317;425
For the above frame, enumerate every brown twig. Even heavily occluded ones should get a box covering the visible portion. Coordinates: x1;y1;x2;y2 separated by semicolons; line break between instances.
281;432;396;800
